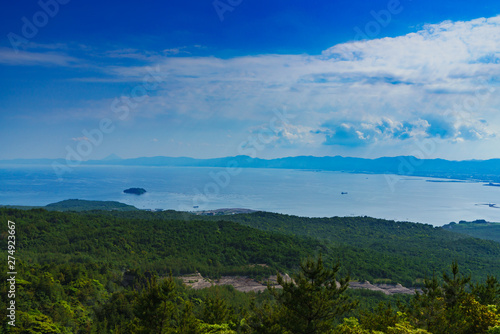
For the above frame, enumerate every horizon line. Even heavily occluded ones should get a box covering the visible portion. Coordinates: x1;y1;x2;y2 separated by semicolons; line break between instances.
1;154;500;163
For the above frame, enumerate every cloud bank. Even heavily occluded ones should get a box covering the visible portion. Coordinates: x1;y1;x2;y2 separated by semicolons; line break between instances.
93;15;500;149
8;15;500;158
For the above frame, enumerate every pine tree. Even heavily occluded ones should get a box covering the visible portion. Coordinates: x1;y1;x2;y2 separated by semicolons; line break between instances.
472;275;500;306
404;274;446;332
134;274;178;334
269;255;357;334
202;288;231;325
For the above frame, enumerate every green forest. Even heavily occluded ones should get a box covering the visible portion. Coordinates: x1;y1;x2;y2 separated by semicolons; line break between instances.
443;220;500;243
1;206;500;333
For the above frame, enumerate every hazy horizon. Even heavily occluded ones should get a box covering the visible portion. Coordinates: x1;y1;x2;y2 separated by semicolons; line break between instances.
2;153;500;163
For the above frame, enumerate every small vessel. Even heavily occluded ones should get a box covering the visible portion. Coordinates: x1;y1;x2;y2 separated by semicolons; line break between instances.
341;192;348;195
475;203;498;208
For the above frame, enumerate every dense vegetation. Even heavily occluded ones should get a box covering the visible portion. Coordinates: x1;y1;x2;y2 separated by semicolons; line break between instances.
0;208;323;278
0;254;499;333
202;212;500;285
2;206;500;333
45;200;139;212
89;209;500;286
443;220;500;243
1;199;140;212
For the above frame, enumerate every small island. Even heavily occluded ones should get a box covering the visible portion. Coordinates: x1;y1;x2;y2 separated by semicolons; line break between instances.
123;188;147;195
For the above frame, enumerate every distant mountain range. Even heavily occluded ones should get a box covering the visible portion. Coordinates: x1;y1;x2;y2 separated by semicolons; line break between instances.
2;155;500;182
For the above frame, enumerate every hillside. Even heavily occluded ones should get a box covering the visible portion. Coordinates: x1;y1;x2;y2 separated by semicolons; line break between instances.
443;219;500;243
1;199;139;212
0;208;323;277
209;212;500;284
45;199;139;212
2;206;500;333
9;204;500;286
77;208;500;286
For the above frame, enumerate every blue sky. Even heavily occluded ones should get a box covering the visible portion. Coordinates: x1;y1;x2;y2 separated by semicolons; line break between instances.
1;0;500;160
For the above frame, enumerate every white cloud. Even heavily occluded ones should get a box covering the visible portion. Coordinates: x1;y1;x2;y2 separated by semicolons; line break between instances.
104;48;157;60
0;47;78;66
35;15;500;156
71;136;89;141
322;16;500;85
248;122;318;148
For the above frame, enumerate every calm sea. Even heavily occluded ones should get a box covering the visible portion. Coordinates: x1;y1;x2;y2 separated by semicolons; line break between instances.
0;165;499;226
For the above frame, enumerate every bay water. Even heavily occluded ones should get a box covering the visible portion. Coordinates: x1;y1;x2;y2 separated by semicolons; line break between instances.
0;165;499;226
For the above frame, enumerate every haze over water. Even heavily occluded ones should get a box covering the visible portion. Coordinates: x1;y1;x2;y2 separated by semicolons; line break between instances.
1;165;499;226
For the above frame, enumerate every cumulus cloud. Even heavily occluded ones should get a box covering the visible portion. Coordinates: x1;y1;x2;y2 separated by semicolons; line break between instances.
322;123;369;147
41;15;500;150
248;122;317;148
319;117;430;147
423;117;456;139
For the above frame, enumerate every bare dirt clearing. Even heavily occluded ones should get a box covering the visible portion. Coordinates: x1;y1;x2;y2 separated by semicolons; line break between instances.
180;273;418;295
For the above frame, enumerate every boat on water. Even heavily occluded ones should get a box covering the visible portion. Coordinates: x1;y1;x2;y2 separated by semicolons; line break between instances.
341;192;348;195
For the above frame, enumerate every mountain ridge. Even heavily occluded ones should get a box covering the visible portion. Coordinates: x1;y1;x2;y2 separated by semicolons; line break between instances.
2;155;500;182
